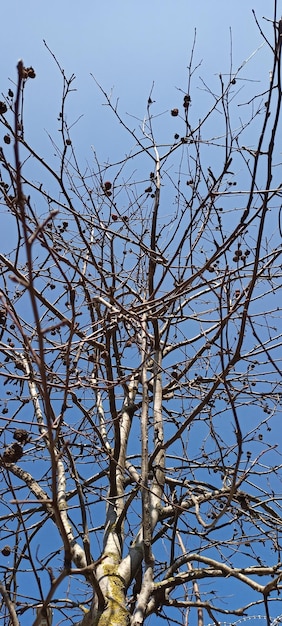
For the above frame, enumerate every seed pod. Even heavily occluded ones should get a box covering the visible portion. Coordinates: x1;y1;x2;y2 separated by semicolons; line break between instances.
1;545;11;557
26;67;36;79
13;429;30;445
183;95;191;109
0;102;7;114
2;443;23;464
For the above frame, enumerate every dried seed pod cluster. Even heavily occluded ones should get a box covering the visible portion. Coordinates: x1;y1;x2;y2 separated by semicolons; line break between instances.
1;442;23;464
0;429;30;464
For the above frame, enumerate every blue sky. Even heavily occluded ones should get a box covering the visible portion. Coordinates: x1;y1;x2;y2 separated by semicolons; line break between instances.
0;1;272;165
1;1;269;83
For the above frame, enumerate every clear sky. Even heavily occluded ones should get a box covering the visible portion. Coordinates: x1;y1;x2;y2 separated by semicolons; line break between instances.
1;1;270;83
0;1;273;165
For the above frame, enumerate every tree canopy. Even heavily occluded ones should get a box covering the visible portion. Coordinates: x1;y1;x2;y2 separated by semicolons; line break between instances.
0;8;282;626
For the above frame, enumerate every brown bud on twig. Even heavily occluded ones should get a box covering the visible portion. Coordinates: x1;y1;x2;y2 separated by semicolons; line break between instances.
103;182;112;197
183;94;191;109
0;309;6;326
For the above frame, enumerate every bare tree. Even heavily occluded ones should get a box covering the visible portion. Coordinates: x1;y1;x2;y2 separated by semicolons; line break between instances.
0;8;282;626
